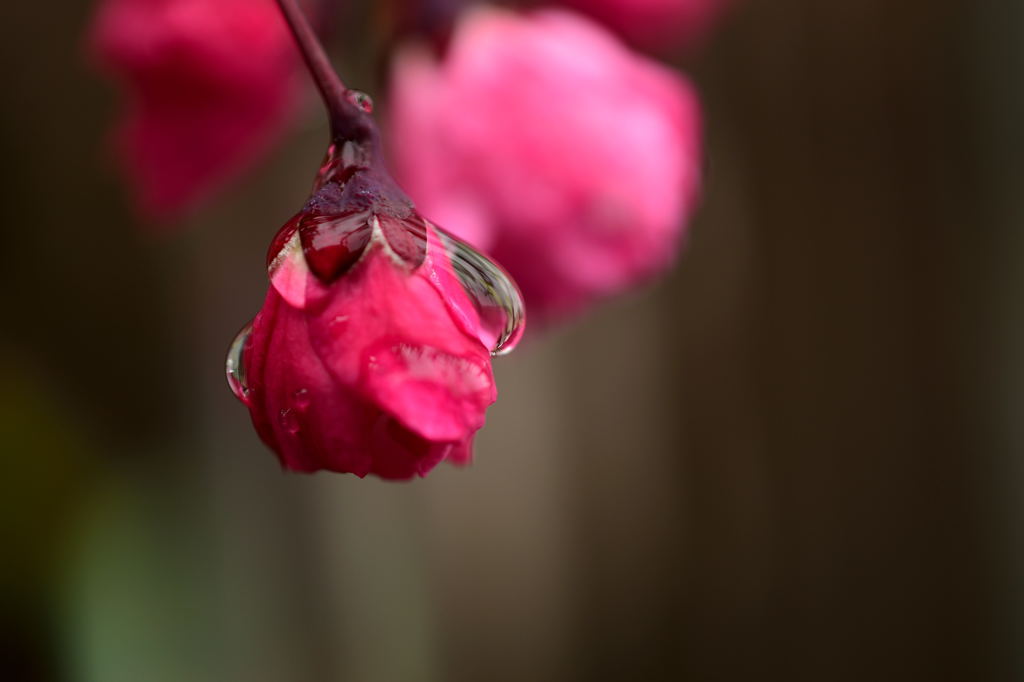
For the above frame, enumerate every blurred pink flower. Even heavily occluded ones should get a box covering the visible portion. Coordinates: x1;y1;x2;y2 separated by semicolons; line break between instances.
559;0;732;51
89;0;301;219
388;8;702;319
231;141;520;479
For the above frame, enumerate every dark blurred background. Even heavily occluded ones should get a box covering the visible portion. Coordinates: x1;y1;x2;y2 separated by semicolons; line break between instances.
3;0;1022;680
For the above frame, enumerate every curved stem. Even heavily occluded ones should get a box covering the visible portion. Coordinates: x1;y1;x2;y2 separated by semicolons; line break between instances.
275;0;361;135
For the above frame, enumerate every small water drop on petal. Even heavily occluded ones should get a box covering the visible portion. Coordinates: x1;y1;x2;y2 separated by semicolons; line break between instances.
226;323;253;402
279;408;301;434
346;89;374;113
292;388;311;410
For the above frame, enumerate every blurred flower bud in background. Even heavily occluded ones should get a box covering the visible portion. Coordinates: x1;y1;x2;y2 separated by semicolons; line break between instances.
388;8;703;320
88;0;302;220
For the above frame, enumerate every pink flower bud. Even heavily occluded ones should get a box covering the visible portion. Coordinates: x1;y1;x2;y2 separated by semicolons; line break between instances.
228;139;524;479
89;0;300;219
388;8;703;319
559;0;733;51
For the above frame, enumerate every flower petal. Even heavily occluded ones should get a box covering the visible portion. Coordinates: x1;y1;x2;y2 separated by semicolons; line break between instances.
307;242;495;442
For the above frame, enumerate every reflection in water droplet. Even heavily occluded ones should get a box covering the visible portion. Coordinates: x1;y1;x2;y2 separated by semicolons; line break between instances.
300;211;375;281
346;89;374;113
279;408;300;434
263;207;525;357
435;226;525;356
226;323;253;402
293;388;311;410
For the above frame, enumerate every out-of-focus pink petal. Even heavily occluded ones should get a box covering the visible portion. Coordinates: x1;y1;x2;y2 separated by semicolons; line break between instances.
89;0;301;220
388;7;703;320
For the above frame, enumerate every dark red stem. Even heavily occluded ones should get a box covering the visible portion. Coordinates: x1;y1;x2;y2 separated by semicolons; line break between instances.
275;0;371;142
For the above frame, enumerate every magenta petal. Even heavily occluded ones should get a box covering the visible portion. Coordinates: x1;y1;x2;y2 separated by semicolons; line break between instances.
245;289;459;479
245;288;375;475
243;221;496;477
307;242;495;442
446;436;476;467
363;342;493;442
367;416;454;480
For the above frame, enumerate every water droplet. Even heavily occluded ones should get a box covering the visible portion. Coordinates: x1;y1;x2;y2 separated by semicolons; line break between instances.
300;211;374;281
279;408;300;434
269;207;525;358
329;315;350;332
292;388;311;410
434;225;525;356
346;90;374;113
226;323;253;402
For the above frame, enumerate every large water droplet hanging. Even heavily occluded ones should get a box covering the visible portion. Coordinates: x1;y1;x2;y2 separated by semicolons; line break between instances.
226;322;253;402
435;226;525;356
